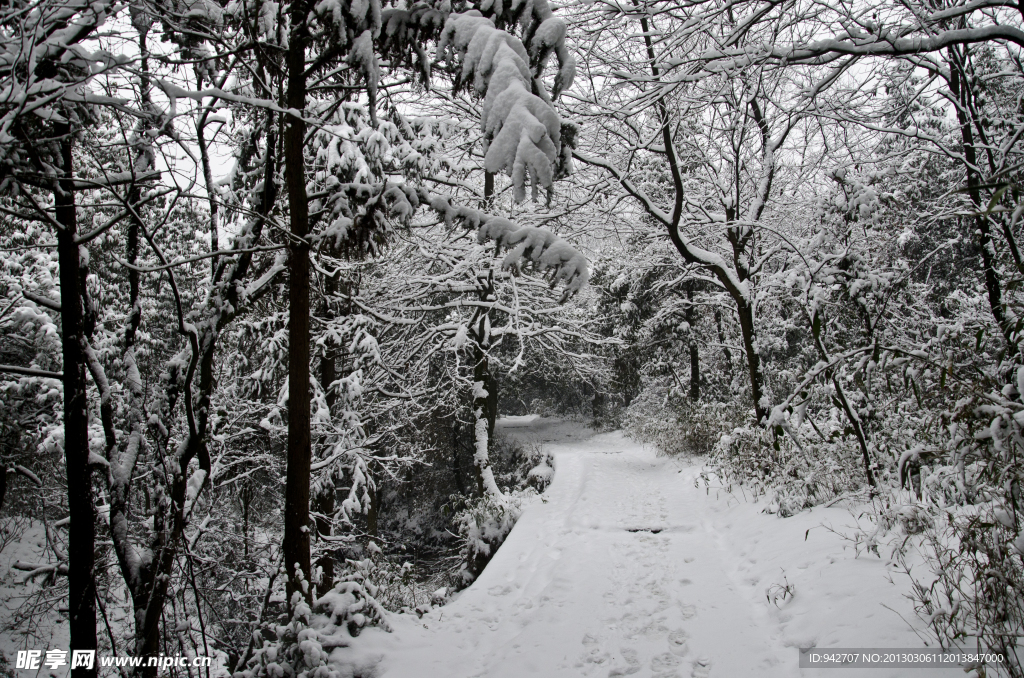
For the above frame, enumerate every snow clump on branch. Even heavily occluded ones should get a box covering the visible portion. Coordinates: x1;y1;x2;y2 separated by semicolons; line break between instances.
477;217;589;297
313;0;383;120
437;10;572;202
478;0;575;95
382;186;589;300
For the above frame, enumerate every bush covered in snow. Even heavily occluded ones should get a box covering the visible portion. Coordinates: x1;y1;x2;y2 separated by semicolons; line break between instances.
426;430;554;584
239;575;389;678
368;423;553;596
454;492;524;583
622;385;743;457
704;424;881;517
489;432;553;494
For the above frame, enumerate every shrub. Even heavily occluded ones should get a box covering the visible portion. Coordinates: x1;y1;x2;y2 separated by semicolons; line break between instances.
239;568;390;678
454;492;525;584
622;385;744;457
452;431;554;583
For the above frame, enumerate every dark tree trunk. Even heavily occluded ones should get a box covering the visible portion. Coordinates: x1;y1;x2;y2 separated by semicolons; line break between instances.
685;287;699;402
366;483;379;538
470;271;500;498
479;181;498;438
283;3;312;607
313;274;337;598
472;340;500;495
484;171;494;209
947;47;1016;360
689;344;700;401
311;488;334;597
804;307;877;489
452;420;467;495
474;347;499;438
55;121;98;678
638;9;768;426
243;490;251;560
469;177;500;498
592;380;606;424
736;298;767;424
125;30;146;350
715;308;733;382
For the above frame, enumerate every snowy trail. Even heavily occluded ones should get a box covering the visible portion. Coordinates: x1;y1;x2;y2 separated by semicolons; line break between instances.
351;421;960;678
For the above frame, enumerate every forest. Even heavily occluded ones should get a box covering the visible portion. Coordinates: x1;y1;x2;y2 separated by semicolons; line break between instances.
0;0;1022;674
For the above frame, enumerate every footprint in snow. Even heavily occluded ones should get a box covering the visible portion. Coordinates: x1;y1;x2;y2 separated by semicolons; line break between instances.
667;629;689;656
607;647;641;677
652;652;684;677
577;633;611;670
691;656;712;678
678;603;697;619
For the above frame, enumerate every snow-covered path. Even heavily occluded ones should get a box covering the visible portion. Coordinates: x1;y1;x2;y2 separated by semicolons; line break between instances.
351;420;960;678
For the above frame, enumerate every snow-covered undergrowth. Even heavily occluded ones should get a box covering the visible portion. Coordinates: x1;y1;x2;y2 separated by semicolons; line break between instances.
454;425;556;583
859;488;1024;674
239;579;390;678
681;408;1021;676
625;388;1023;677
239;420;562;678
0;519;68;663
375;423;556;597
623;389;878;515
622;386;744;457
454;492;524;584
707;423;880;517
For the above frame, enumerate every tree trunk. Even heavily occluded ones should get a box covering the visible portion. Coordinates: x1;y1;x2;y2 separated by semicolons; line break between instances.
283;4;312;607
484;171;494;210
243;489;250;560
474;352;499;438
470;273;503;501
452;420;467;495
947;47;1017;360
685;287;699;402
366;483;379;538
311;487;334;597
714;308;733;379
469;177;503;501
55;121;98;678
736;298;768;424
808;313;877;489
591;380;606;424
637;9;767;426
313;274;336;598
689;343;700;402
472;342;501;498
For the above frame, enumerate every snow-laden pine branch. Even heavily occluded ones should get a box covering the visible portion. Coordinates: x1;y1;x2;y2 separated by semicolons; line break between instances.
437;9;573;202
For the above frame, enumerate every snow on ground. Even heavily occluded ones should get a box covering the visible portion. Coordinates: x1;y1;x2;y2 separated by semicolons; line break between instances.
493;414;543;428
347;418;959;677
0;519;69;662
